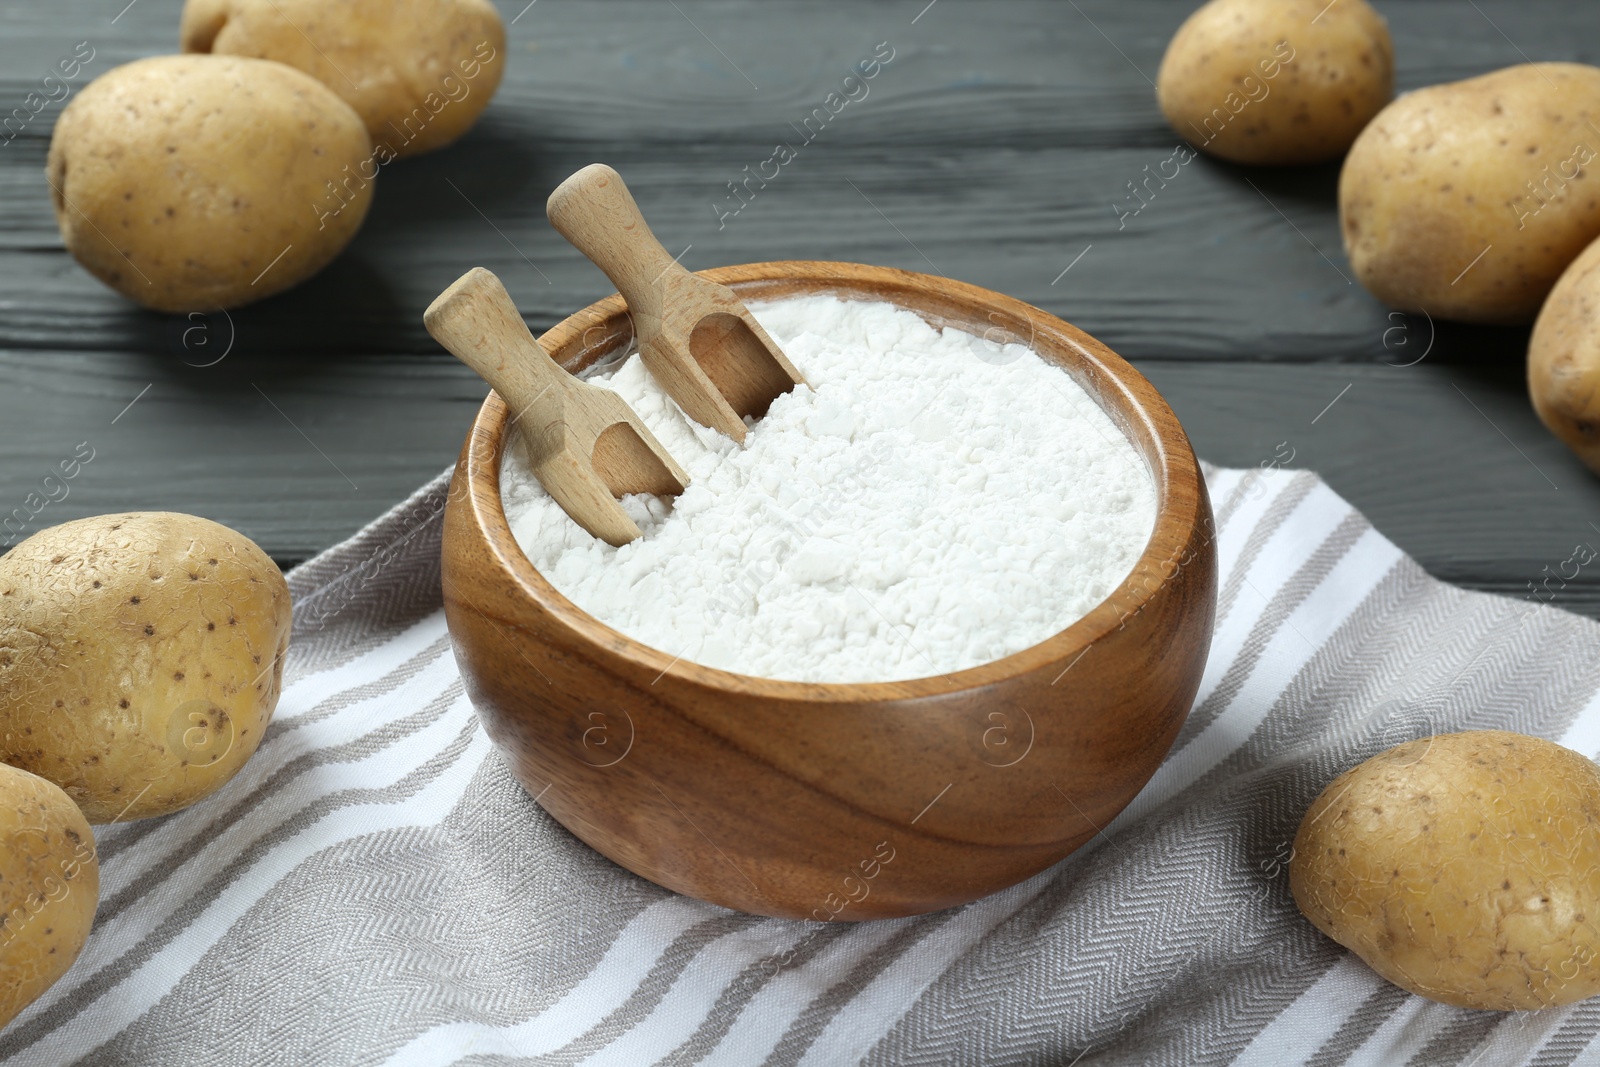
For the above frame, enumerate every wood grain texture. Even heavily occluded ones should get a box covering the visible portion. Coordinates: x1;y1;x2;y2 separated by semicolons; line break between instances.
0;351;482;560
443;261;1217;918
1;0;1599;614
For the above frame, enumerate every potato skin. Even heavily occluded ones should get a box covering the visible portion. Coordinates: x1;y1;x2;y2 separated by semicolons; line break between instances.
1530;235;1600;473
180;0;506;158
1340;63;1600;325
0;513;291;823
46;54;373;313
1156;0;1393;165
0;763;98;1030
1292;731;1600;1010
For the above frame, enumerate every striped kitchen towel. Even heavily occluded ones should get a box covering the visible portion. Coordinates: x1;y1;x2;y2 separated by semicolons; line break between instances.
3;461;1599;1067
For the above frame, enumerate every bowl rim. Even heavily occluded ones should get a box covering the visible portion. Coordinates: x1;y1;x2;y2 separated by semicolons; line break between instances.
454;260;1206;702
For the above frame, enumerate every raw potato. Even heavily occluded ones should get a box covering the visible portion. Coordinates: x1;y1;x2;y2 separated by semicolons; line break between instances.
47;54;373;313
1156;0;1393;165
0;763;98;1030
1292;731;1600;1010
180;0;507;159
1341;63;1600;325
0;513;291;823
1529;234;1600;473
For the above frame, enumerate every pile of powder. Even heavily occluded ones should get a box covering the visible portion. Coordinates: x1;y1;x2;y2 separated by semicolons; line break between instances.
500;295;1157;683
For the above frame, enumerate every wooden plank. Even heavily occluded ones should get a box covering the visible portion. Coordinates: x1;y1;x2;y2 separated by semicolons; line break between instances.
5;351;1600;623
0;0;1593;360
1139;360;1600;620
0;351;484;563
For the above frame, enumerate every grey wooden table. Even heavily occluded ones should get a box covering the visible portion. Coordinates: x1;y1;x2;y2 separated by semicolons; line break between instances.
3;0;1598;614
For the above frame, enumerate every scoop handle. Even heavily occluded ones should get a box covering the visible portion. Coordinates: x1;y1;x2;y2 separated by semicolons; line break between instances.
547;164;681;320
424;267;568;427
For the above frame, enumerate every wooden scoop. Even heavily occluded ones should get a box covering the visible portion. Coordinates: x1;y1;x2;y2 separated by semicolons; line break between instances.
425;267;689;547
546;163;807;444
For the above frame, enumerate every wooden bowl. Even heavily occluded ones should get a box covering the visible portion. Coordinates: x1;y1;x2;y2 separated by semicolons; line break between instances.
442;261;1216;920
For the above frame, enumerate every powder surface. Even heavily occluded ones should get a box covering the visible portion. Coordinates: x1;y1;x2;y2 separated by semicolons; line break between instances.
500;295;1157;683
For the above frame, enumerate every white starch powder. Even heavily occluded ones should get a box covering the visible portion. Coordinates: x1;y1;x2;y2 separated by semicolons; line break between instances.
500;295;1156;683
